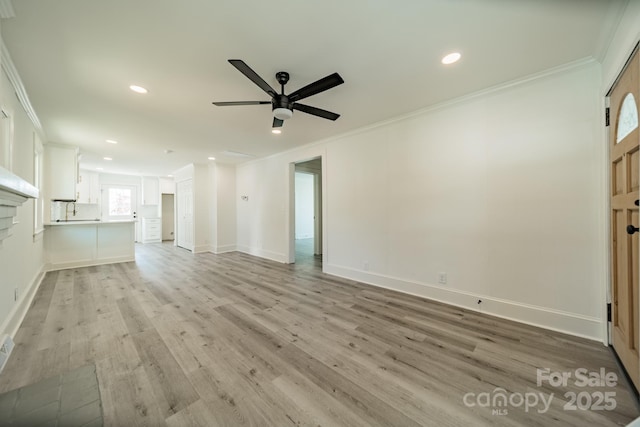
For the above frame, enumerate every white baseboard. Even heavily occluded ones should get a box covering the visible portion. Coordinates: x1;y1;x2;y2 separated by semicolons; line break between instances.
325;263;603;342
237;245;287;263
193;244;210;254
211;244;236;254
0;266;45;340
46;255;135;271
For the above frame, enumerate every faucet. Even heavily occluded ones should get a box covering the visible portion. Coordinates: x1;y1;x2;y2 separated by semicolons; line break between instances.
65;202;77;221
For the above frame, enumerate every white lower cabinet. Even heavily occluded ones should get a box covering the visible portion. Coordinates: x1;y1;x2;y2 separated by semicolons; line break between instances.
142;218;162;243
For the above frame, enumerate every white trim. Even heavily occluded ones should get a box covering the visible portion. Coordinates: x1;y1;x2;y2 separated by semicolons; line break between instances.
210;244;236;254
193;244;209;254
0;266;45;340
286;163;295;264
1;42;43;136
325;263;603;342
601;93;613;346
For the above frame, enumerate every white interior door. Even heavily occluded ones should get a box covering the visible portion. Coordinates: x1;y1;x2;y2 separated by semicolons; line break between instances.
176;179;194;251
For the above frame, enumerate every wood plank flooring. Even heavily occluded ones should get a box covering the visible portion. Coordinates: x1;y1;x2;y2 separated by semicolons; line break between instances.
1;242;638;426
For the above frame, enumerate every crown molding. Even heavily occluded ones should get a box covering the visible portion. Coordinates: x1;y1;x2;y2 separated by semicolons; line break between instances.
1;42;43;135
0;0;15;19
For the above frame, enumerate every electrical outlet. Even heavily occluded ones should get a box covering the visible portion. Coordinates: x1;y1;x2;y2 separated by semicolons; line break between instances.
438;272;447;285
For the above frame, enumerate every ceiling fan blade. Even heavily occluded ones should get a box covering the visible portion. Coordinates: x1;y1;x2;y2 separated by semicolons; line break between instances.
273;117;284;128
288;73;344;102
293;103;340;121
228;59;277;98
212;101;271;106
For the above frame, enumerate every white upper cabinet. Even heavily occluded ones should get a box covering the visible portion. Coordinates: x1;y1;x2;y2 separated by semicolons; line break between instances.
76;170;99;203
142;177;159;205
45;145;78;201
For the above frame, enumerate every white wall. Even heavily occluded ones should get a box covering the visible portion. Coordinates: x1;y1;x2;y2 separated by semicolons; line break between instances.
159;177;175;194
236;61;607;340
207;163;236;253
295;172;314;239
0;66;46;338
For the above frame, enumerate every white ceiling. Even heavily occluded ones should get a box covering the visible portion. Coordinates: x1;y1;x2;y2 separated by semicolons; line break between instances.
0;0;627;176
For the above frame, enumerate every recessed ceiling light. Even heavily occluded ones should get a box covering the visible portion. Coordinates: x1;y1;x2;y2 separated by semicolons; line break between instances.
106;139;118;144
167;174;173;177
129;85;148;94
96;167;104;171
272;129;282;134
441;52;461;65
208;157;216;161
103;157;112;161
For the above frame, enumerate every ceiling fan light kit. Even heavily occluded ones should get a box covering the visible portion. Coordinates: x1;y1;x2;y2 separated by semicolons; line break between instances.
273;107;293;120
212;59;343;129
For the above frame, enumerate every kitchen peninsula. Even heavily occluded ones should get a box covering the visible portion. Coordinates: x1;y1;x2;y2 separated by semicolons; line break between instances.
44;220;135;270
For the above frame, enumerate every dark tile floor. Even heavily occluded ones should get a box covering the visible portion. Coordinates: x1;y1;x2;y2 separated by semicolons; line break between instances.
0;364;103;427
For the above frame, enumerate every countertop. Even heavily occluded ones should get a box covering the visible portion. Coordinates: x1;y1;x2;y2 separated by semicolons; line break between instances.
45;220;137;226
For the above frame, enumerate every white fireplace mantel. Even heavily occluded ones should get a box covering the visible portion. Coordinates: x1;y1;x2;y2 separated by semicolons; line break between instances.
0;166;38;244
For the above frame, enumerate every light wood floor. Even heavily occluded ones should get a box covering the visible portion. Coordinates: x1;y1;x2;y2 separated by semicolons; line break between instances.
1;242;638;426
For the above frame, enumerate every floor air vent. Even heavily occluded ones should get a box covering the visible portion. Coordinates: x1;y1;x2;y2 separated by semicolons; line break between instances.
0;335;14;373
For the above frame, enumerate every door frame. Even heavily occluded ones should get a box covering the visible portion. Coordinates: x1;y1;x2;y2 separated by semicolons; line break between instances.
287;155;327;269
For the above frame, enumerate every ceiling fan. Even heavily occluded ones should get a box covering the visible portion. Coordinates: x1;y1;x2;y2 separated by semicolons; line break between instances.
212;59;344;129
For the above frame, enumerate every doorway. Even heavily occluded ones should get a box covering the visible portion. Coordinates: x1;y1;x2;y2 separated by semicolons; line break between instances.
609;46;640;391
161;193;175;241
291;157;323;268
101;184;138;241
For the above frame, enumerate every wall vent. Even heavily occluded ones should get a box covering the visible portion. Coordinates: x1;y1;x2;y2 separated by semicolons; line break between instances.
0;334;14;374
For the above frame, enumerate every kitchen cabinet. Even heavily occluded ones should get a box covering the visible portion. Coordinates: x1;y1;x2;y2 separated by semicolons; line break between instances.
142;177;159;205
76;170;99;203
46;145;78;200
142;218;161;243
44;220;135;269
